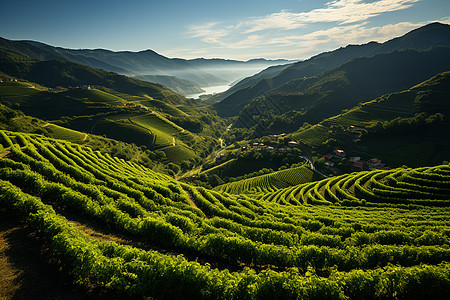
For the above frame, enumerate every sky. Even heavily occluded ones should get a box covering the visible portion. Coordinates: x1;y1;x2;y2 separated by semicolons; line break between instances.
1;0;449;60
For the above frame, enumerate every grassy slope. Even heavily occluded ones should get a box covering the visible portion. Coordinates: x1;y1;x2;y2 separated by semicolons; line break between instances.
130;113;183;147
0;78;201;162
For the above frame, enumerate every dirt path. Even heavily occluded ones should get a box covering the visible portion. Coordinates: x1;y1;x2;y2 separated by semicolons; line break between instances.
0;208;126;300
184;190;198;209
0;151;11;158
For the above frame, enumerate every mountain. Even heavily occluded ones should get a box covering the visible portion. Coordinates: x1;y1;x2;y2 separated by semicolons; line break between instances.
0;48;187;105
214;22;450;117
136;75;204;96
233;47;450;133
0;37;290;88
292;71;450;167
0;38;129;74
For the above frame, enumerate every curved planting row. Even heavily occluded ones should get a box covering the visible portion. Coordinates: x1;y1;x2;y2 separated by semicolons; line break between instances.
214;165;314;194
261;166;450;207
0;129;449;299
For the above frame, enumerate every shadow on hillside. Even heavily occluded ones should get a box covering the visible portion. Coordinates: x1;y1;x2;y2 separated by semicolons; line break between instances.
0;207;132;300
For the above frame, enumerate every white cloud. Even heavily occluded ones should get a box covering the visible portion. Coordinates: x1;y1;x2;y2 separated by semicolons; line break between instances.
257;20;434;59
180;0;450;60
239;0;419;33
438;16;450;25
187;22;229;44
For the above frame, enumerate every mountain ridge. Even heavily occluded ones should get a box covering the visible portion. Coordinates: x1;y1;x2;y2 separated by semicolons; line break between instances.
0;37;291;87
214;22;450;117
233;46;450;133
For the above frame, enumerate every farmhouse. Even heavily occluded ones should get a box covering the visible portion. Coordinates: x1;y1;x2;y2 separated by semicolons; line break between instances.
324;161;335;167
288;141;298;147
333;149;346;157
367;158;382;168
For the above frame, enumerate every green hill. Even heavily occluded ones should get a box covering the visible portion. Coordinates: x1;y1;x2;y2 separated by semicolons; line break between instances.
213;165;316;194
0;49;187;105
233;47;450;134
0;130;449;299
0;75;221;164
292;71;450;167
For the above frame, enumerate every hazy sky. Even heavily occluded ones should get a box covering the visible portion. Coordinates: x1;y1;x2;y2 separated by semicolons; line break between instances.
1;0;449;60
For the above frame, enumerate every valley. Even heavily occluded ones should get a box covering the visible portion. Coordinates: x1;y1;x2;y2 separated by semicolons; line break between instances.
0;21;450;299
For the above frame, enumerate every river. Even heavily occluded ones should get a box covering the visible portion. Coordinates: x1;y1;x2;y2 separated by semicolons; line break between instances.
186;85;231;99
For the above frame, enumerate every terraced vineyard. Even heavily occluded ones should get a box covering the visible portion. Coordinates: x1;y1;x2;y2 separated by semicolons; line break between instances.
258;167;450;207
1;129;450;299
214;165;316;194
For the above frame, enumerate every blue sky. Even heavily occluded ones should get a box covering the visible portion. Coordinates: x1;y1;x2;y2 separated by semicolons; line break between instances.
1;0;449;60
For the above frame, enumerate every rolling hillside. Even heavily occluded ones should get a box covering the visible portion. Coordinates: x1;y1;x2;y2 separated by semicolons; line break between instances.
0;49;188;105
0;130;449;299
292;71;450;167
214;22;450;117
233;46;450;136
258;164;450;207
0;67;225;164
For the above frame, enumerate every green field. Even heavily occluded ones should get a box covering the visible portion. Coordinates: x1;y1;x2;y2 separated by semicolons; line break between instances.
0;84;41;97
130;113;183;148
0;130;449;299
294;124;330;147
44;123;87;142
162;145;196;163
140;98;189;117
63;88;126;104
92;118;155;148
214;165;316;194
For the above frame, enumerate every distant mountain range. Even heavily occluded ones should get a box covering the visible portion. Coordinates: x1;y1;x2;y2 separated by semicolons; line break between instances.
0;37;291;90
0;48;187;105
234;46;450;132
214;22;450;117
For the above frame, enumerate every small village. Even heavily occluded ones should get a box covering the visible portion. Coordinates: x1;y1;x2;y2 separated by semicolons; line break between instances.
323;149;391;174
214;140;301;162
243;140;300;152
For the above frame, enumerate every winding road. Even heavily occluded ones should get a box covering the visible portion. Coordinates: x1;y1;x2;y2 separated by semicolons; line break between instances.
300;155;327;178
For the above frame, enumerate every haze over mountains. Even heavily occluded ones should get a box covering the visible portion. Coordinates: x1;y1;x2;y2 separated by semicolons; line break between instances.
213;22;450;117
0;37;291;95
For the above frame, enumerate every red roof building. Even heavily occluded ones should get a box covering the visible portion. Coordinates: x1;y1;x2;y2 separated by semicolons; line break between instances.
367;158;381;166
352;162;364;170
